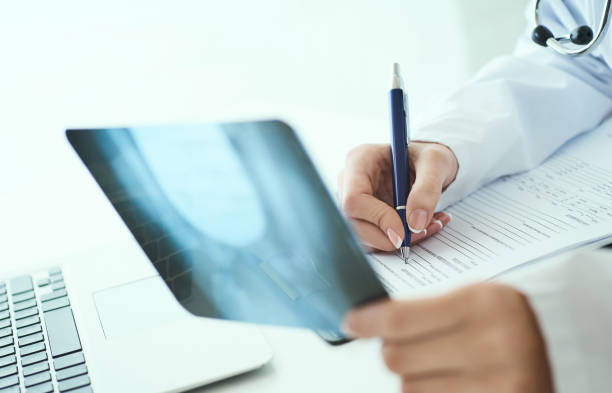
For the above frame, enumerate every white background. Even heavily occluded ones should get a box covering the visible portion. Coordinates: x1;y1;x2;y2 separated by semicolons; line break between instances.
0;1;528;391
0;0;528;264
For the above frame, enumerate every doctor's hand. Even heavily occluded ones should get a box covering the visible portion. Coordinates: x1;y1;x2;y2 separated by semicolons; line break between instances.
338;142;458;251
343;283;554;393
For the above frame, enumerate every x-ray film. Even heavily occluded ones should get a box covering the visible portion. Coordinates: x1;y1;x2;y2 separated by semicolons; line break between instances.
67;120;388;342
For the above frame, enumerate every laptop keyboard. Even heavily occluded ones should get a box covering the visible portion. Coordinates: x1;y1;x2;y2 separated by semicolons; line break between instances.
0;268;92;393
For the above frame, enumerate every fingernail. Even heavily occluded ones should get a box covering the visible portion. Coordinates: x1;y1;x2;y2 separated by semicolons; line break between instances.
433;219;443;229
340;321;355;337
446;212;453;221
408;209;427;232
386;228;403;249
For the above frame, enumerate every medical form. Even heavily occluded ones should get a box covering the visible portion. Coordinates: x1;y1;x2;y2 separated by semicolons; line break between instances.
370;121;612;297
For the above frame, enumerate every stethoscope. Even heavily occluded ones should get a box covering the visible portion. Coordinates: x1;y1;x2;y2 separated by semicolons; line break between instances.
532;0;612;56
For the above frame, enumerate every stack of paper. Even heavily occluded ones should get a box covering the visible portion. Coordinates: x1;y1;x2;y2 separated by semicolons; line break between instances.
370;122;612;297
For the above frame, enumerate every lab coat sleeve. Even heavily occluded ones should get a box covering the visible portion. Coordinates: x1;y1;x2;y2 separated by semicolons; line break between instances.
412;33;612;211
498;248;612;393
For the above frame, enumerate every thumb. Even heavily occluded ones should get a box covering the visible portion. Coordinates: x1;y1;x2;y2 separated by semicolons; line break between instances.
405;152;450;234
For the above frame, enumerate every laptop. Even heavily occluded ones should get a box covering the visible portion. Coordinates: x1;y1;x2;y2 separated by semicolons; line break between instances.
0;244;272;393
0;119;386;393
0;142;275;391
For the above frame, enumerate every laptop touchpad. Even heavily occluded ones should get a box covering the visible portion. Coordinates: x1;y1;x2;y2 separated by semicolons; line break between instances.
93;276;190;340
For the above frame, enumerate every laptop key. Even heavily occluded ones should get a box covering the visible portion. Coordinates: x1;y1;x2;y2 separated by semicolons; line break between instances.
0;365;16;378
26;381;53;393
53;352;84;370
40;290;67;303
0;322;8;330
0;313;8;322
56;364;87;381
0;348;14;358
24;371;51;387
0;356;15;368
16;316;40;329
0;385;20;393
20;342;45;357
36;278;50;288
14;299;37;312
0;329;10;339
14;307;38;320
0;297;6;305
58;374;90;392
22;361;49;377
50;275;63;284
44;307;81;358
65;386;92;393
9;276;33;295
12;291;35;303
0;338;12;348
0;304;7;313
0;375;18;389
42;298;69;313
19;333;43;347
25;381;53;393
17;324;42;338
51;282;65;291
21;351;47;366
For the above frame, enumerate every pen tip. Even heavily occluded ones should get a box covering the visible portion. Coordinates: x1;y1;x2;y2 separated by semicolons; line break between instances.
400;246;410;260
393;62;400;76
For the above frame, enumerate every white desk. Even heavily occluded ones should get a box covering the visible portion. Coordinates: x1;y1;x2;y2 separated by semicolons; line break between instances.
190;328;397;393
0;2;588;392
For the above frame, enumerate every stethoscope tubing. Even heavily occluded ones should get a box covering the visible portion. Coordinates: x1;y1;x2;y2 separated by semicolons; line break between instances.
535;0;612;56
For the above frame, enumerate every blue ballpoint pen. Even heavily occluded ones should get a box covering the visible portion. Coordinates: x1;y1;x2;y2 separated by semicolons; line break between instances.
389;63;411;261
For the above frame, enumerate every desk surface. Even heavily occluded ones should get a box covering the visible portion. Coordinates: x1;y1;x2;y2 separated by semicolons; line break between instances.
189;328;397;393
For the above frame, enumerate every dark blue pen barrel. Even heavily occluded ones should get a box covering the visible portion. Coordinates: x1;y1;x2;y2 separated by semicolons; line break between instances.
389;88;411;246
397;208;409;246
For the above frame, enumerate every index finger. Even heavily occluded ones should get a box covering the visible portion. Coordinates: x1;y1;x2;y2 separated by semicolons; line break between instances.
341;146;406;247
341;144;390;197
342;294;464;341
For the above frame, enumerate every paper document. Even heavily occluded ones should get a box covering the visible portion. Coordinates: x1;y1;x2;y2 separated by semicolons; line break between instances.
370;122;612;297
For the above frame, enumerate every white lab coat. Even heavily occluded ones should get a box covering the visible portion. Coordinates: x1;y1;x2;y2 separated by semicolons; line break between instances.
412;1;612;391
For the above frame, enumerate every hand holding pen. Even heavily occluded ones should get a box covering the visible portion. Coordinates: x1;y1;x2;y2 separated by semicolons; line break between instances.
338;64;458;255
